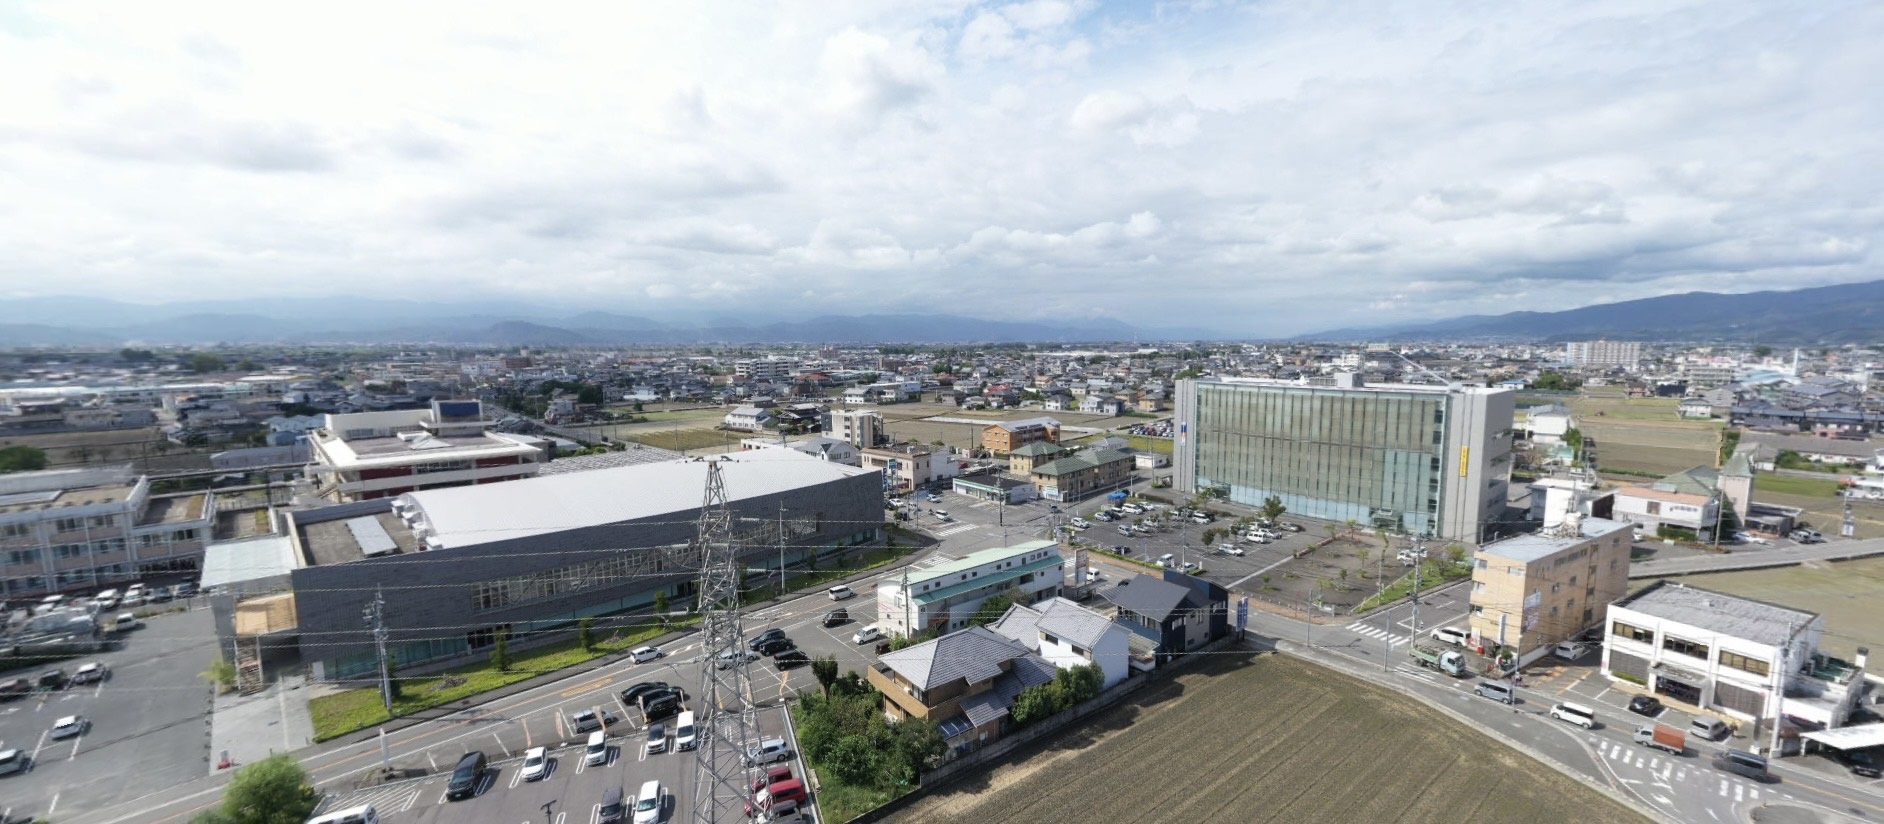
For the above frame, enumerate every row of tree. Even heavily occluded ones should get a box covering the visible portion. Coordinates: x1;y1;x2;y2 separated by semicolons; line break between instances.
1010;662;1105;727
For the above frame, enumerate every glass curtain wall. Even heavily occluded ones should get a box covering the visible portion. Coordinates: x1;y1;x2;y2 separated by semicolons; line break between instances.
1193;383;1447;535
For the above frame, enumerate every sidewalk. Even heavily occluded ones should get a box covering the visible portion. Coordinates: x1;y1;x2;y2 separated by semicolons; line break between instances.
208;672;316;774
1628;537;1884;577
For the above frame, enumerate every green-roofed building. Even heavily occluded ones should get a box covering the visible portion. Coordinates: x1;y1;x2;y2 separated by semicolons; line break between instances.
878;540;1066;638
1029;448;1134;502
1007;440;1066;475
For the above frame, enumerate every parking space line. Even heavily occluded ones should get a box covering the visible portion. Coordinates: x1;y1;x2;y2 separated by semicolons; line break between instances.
491;731;511;757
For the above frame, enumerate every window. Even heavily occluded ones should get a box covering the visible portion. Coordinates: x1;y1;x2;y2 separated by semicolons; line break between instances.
54;544;85;560
1612;621;1654;644
55;517;84;533
1662;636;1708;659
1472;581;1486;593
1507;566;1522;577
1550;582;1561;594
1646;501;1662;515
1720;651;1770;676
1042;633;1059;645
1;523;30;538
1475;559;1487;570
8;549;41;566
89;515;115;528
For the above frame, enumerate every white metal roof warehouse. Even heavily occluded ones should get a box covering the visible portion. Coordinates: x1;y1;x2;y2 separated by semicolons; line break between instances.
395;448;877;549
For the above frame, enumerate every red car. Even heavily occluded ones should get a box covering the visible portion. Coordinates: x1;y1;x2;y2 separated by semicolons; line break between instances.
744;777;808;817
748;764;793;794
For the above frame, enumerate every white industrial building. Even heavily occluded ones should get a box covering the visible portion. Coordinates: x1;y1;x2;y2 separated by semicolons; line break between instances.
1603;581;1867;729
307;400;546;502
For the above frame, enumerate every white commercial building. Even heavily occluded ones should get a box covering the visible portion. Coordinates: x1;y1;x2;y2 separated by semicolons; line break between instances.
1564;340;1643;369
308;400;546;502
1603;581;1864;727
826;409;884;449
877;540;1065;639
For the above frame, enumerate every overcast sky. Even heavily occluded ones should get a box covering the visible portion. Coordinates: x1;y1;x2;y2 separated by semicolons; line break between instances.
3;1;1879;336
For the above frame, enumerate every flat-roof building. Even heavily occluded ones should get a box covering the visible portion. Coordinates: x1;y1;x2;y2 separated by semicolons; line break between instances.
308;400;546;502
287;450;882;681
877;541;1065;639
1468;516;1633;664
1174;376;1514;541
0;465;215;597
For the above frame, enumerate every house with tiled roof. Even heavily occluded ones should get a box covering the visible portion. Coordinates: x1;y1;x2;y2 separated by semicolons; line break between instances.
1029;447;1133;502
866;625;1060;757
991;597;1131;689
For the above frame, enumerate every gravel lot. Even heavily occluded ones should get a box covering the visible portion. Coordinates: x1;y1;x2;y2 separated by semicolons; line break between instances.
889;650;1651;824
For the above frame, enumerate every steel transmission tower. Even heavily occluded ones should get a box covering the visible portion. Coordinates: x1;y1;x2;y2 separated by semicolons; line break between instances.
691;459;759;824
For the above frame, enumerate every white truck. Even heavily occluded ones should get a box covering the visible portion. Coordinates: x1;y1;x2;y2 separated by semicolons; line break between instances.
1408;642;1467;677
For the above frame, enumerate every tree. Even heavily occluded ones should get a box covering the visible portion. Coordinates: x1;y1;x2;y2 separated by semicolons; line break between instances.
0;445;48;474
1261;495;1287;523
653;589;670;619
578;617;595;652
1533;371;1581;391
885;715;946;785
204;753;319;824
1201;529;1218;547
1753;344;1774;358
120;347;156;363
490;628;511;672
811;655;840;698
970;590;1018;626
1009;683;1059;727
187;353;226;374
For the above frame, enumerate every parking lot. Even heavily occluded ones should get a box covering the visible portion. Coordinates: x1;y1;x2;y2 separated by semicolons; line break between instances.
313;702;803;824
0;604;218;822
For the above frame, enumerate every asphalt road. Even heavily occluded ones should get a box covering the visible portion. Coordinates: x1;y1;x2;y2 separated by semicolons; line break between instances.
0;604;218;823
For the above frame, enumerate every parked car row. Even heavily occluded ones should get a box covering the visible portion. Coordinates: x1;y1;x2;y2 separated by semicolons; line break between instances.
438;749;666;823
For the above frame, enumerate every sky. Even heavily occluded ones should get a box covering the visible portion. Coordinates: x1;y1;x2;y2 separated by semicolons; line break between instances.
1;1;1880;336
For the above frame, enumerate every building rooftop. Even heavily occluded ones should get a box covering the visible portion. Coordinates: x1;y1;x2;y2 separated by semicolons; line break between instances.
1008;441;1065;458
537;444;687;476
201;534;300;589
1031;448;1132;477
137;493;208;526
1614;581;1817;647
1651;466;1721;497
1479;517;1630;563
906;540;1057;587
400;449;875;551
301;509;421;566
989;417;1061;432
1103;573;1194;622
1198;377;1509;395
877;625;1035;691
331;430;543;464
0;466;140;516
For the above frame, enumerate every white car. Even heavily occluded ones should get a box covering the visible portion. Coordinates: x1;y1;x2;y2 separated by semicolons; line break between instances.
634;780;664;824
1219;546;1245;556
715;650;760;669
852;624;883;645
1070;517;1091;529
630;646;662;664
520;746;549;781
1244;533;1270;544
50;715;87;740
71;662;108;685
827;585;855;601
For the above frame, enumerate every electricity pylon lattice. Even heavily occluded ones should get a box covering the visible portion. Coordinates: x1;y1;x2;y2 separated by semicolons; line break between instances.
691;459;759;824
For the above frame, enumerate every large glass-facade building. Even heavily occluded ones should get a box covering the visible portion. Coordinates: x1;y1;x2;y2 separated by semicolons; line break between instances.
1174;377;1513;541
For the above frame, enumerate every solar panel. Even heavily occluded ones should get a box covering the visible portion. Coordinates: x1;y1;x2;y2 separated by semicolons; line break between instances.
346;516;399;557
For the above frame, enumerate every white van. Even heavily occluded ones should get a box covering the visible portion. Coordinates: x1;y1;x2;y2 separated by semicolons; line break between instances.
584;730;609;766
674;710;697;752
1549;701;1598;729
1430;626;1470;647
1159;553;1176;568
113;612;140;633
306;804;381;824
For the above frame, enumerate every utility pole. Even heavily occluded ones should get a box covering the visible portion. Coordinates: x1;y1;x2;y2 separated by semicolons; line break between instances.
1409;533;1427;651
1767;621;1795;756
777;503;788;595
362;587;392;712
900;563;913;639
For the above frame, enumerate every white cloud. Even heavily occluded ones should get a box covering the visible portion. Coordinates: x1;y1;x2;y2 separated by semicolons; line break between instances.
0;1;1879;334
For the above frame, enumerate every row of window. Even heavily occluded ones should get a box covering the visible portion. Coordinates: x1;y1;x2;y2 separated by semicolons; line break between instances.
1610;621;1771;676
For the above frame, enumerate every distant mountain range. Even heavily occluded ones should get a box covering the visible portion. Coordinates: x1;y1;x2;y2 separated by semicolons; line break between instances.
1308;279;1884;344
0;297;1188;346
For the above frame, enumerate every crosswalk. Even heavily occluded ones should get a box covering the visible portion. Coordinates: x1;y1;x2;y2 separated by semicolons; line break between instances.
319;781;425;816
1592;739;1781;801
914;553;957;568
1346;621;1409;647
931;523;978;537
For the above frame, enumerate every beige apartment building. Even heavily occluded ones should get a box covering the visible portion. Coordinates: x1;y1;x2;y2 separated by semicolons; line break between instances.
1467;516;1633;664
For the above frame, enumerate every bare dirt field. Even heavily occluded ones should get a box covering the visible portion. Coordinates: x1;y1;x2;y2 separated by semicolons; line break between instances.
889;650;1650;824
1647;556;1884;660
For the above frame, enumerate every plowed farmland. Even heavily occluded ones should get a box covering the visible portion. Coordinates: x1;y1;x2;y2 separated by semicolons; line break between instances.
889;651;1650;824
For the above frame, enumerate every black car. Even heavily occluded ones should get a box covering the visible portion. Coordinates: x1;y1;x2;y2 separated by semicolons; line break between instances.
1627;695;1664;717
823;608;849;627
1835;748;1882;778
620;681;670;707
755;636;796;657
748;628;787;651
773;649;810;670
36;669;67;690
445;750;488;800
175;581;198;597
642;692;682;721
